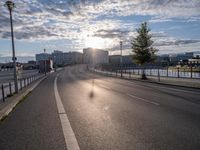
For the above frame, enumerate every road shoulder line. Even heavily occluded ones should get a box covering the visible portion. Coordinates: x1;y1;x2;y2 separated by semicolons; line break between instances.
54;75;80;150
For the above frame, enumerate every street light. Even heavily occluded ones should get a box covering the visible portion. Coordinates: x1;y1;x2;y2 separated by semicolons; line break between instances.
120;41;123;78
5;1;18;93
44;48;47;76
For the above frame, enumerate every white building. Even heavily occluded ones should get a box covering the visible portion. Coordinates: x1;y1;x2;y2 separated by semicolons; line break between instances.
83;48;109;64
52;50;83;66
35;53;52;61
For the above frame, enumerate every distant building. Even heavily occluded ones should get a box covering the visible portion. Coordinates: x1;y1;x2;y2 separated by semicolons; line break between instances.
22;61;37;70
71;52;83;64
35;53;52;62
38;59;53;73
83;48;109;64
188;55;200;66
52;51;83;66
109;55;133;64
52;50;67;66
169;52;194;65
177;52;193;61
35;53;52;72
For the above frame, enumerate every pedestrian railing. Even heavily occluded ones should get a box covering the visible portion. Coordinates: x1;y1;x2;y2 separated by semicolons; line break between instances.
89;67;200;81
0;74;44;102
91;66;200;79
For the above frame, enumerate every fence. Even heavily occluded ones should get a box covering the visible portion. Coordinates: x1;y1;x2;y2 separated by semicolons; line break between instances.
0;74;44;102
98;66;200;79
91;67;200;79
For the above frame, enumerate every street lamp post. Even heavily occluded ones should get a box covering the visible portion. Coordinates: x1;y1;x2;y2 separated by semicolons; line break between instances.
120;41;123;78
5;1;18;93
44;49;47;76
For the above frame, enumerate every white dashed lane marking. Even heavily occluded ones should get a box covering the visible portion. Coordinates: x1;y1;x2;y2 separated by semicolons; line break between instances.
126;93;160;106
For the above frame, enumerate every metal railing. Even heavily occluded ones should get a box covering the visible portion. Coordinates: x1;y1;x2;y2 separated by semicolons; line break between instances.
0;74;44;102
97;66;200;79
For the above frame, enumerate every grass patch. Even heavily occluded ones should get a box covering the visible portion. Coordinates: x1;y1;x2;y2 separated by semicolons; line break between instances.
13;91;31;110
0;115;8;122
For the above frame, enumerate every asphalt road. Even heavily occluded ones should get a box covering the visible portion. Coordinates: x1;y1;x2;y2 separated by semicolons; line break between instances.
0;65;200;150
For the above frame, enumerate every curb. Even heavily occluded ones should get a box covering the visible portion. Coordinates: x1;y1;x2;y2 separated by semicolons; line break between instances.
0;76;47;121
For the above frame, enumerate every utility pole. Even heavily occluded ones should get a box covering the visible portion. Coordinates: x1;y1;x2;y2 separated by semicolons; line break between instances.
5;1;18;93
120;41;123;78
44;48;47;76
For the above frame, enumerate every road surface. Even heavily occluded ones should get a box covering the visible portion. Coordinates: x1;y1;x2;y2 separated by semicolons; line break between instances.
0;65;200;150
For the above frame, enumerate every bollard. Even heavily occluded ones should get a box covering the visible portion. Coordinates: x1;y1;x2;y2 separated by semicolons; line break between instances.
190;67;193;78
9;82;12;95
2;84;5;102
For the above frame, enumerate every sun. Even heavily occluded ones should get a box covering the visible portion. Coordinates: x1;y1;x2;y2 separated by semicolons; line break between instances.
84;37;105;49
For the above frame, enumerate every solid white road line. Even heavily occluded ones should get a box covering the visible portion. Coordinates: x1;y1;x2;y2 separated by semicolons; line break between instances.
54;75;80;150
126;93;160;106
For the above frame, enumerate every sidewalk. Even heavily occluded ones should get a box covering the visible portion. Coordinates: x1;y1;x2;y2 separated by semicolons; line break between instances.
0;76;47;120
93;69;200;89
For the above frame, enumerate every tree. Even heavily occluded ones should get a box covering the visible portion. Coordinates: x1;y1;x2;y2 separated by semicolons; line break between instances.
131;22;158;79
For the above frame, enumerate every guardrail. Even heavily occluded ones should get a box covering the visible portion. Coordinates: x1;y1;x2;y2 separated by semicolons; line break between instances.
0;74;44;102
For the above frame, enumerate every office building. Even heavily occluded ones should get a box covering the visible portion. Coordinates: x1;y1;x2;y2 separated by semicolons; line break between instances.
83;48;109;64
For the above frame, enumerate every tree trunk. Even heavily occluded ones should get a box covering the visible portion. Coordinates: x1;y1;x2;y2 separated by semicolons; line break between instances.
141;67;147;79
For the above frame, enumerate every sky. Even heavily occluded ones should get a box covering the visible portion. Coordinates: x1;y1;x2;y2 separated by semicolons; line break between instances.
0;0;200;58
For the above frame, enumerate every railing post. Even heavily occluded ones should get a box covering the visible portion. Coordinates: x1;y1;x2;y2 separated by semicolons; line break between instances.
20;79;22;90
121;69;122;78
177;67;180;78
190;66;193;78
9;82;12;95
167;67;168;77
158;68;160;82
24;78;26;87
2;84;5;102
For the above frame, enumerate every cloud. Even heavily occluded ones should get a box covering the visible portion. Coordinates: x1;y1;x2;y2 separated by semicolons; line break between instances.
94;29;130;39
154;39;200;47
0;0;200;56
0;0;199;40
